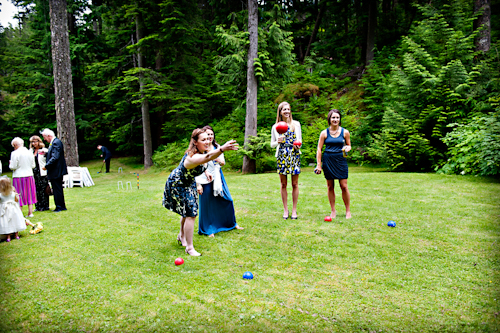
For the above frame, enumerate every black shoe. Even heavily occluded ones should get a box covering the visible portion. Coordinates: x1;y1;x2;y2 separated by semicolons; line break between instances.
53;208;67;212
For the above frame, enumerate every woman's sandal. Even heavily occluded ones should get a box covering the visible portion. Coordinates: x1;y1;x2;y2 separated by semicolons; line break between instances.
185;248;202;257
176;234;186;246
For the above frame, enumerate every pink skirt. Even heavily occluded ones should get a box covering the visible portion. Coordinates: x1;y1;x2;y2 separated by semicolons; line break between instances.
13;176;37;207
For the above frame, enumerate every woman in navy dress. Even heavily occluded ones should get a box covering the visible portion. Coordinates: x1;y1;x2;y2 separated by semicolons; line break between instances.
196;126;243;237
163;128;239;256
270;102;302;220
315;109;352;219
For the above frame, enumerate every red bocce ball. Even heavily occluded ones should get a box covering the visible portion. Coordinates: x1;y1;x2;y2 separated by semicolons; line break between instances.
293;141;302;147
324;216;332;222
175;258;184;266
276;121;288;134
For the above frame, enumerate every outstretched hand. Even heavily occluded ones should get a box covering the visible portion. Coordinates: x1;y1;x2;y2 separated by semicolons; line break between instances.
221;140;239;152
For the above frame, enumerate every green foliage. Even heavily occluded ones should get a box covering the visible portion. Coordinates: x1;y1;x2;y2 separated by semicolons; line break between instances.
237;129;275;173
361;2;498;172
214;6;295;93
437;110;500;177
151;139;189;172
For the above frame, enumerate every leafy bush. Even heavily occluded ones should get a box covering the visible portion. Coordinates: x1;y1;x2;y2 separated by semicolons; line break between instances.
361;4;489;171
238;129;275;173
437;110;500;177
152;140;189;172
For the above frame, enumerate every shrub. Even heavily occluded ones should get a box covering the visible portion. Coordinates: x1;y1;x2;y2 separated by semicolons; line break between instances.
437;110;500;177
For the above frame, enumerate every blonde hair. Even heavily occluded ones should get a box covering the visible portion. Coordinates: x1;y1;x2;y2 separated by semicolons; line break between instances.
185;128;207;157
0;177;14;196
275;101;295;132
29;135;45;149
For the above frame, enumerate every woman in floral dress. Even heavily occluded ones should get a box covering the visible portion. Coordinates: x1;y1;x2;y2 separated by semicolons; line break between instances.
271;102;302;220
162;128;239;256
30;136;50;212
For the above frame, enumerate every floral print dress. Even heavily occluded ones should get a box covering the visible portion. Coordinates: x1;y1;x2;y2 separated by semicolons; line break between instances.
33;153;50;211
162;153;206;217
277;128;301;175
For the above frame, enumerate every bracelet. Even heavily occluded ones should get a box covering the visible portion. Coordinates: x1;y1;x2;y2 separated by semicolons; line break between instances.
220;147;224;153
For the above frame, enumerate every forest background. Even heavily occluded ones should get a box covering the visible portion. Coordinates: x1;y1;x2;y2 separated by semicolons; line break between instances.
0;0;499;176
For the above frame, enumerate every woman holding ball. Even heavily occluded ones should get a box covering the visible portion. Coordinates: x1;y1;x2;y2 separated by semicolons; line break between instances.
162;128;239;256
315;109;352;219
271;101;302;220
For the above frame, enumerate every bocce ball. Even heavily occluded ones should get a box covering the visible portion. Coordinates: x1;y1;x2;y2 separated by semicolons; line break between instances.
324;216;332;222
276;121;288;134
293;141;302;147
387;220;396;227
243;271;254;280
175;258;184;266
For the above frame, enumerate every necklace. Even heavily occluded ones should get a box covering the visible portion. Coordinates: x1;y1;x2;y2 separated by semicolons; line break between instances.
329;127;340;137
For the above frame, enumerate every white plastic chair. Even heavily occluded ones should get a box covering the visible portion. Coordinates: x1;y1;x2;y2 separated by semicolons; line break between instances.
63;175;70;188
67;167;84;187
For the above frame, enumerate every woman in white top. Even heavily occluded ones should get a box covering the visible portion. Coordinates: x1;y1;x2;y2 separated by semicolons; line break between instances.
270;102;302;220
30;136;50;211
9;137;37;217
195;126;243;237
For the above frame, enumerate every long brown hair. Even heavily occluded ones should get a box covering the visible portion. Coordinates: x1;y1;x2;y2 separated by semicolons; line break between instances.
276;101;295;132
202;125;219;148
0;177;14;196
185;128;207;157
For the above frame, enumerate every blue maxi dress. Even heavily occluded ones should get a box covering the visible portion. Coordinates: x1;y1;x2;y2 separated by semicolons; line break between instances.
197;162;238;235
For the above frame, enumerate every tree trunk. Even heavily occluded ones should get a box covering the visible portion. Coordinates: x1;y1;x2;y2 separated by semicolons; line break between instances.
136;14;153;170
49;0;79;166
365;0;377;65
473;0;491;52
304;1;326;60
242;0;258;174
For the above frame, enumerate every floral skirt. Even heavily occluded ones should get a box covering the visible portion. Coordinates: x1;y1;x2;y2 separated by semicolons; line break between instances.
277;146;300;175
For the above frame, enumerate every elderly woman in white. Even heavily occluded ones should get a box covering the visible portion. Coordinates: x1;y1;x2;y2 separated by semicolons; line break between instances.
9;137;37;217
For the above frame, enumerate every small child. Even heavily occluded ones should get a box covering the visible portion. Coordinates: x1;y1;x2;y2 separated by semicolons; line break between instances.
0;176;27;242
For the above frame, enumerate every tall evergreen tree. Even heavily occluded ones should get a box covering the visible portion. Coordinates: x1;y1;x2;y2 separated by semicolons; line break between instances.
243;0;258;174
49;0;79;166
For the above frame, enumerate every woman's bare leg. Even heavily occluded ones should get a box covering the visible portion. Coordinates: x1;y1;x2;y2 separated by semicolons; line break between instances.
178;217;187;246
327;179;336;218
184;216;201;256
339;179;351;219
291;174;299;218
279;174;289;218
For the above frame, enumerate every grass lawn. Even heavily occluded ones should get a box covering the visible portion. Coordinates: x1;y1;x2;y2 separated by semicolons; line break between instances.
1;158;499;332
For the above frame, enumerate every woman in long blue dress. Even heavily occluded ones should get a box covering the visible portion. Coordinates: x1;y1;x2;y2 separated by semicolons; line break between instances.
196;126;243;237
163;128;239;256
314;109;352;219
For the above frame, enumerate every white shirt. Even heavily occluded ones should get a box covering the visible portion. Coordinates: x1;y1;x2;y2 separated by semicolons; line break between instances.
270;120;302;157
9;146;35;178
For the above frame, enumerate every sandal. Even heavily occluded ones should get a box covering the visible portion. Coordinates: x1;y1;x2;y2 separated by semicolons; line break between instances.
185;248;202;257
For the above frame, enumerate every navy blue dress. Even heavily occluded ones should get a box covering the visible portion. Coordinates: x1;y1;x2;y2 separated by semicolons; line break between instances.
322;127;348;180
198;168;237;235
162;154;206;217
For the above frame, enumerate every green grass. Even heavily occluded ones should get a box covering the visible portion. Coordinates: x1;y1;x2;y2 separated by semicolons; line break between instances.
1;159;499;332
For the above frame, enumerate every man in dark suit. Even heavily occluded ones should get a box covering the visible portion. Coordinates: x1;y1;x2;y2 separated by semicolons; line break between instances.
41;128;68;212
97;145;112;173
